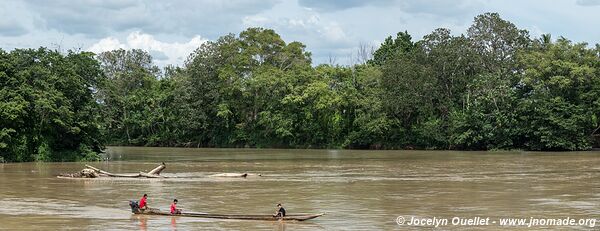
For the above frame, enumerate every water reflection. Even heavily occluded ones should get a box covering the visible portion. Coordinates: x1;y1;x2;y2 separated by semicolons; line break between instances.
131;215;147;231
274;221;286;231
171;217;177;231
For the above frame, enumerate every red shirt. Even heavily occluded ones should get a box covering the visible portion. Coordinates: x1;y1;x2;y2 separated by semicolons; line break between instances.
170;203;177;214
139;197;147;208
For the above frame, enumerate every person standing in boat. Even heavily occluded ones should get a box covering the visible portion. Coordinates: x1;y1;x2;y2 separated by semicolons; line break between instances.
273;203;286;218
139;194;148;210
170;199;182;214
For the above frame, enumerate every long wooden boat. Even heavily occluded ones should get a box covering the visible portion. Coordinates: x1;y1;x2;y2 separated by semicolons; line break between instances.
133;209;323;221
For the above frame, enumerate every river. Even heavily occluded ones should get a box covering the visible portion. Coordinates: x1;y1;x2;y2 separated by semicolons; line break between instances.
0;147;599;230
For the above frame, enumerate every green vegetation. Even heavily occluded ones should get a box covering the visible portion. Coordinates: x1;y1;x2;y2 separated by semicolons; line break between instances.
0;48;103;162
1;13;599;162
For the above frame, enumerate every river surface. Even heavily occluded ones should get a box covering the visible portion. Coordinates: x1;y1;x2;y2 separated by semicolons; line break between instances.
1;147;599;230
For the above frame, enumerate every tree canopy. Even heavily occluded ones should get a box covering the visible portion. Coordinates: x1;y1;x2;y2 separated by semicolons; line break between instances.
0;48;103;162
1;13;599;162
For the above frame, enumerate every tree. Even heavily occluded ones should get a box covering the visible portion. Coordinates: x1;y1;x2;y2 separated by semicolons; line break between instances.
5;13;600;160
182;28;313;147
421;28;484;114
95;49;162;145
369;31;414;65
515;37;599;150
0;48;103;162
467;12;530;73
449;73;519;150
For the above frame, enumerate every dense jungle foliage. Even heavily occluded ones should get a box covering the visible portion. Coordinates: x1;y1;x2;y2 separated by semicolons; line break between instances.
1;13;599;162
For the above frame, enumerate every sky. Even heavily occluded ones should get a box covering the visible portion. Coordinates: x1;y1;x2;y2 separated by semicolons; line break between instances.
1;0;599;67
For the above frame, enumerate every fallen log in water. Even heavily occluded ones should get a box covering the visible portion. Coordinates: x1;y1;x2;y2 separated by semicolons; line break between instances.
209;173;262;178
58;163;169;178
147;163;166;175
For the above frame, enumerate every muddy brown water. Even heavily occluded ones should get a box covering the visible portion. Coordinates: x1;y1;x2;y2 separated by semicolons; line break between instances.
1;147;599;230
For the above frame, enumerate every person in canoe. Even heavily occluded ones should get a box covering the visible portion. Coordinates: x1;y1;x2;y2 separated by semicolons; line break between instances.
273;203;286;218
170;199;182;214
139;194;148;210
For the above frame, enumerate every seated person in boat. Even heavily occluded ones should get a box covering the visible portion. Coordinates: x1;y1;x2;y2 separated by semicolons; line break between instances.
170;199;182;214
139;194;148;210
273;203;286;217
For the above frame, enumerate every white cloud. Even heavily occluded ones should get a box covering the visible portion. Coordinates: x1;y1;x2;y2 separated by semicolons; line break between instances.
242;15;270;26
87;37;125;52
3;0;599;67
243;10;350;45
87;31;208;66
20;0;279;38
576;0;600;6
319;22;347;42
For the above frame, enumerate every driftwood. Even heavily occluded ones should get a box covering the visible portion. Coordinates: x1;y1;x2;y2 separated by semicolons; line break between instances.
58;163;168;178
147;164;166;175
209;173;262;178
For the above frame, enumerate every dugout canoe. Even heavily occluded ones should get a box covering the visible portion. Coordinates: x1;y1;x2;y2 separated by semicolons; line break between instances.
133;209;323;221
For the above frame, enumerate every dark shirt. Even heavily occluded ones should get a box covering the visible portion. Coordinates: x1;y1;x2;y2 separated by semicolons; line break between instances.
276;207;286;217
